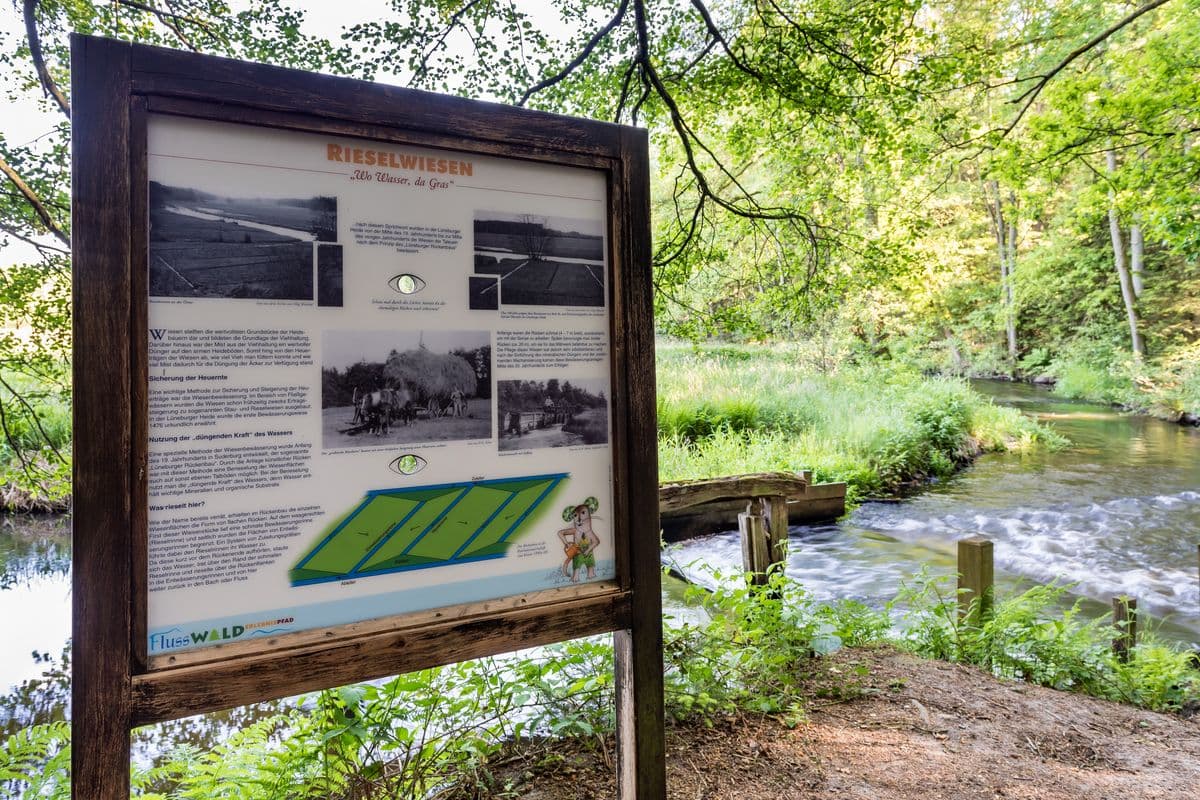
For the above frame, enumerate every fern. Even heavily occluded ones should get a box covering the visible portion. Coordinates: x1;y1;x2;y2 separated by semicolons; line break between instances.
1;721;71;799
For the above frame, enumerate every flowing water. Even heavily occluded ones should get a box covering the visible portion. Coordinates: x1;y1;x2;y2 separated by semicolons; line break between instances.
4;380;1199;739
667;380;1200;642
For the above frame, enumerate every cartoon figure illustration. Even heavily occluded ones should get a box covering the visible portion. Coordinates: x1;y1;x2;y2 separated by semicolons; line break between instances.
557;496;601;582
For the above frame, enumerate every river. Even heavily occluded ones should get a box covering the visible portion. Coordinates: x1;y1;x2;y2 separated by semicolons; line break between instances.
3;380;1198;738
668;380;1200;642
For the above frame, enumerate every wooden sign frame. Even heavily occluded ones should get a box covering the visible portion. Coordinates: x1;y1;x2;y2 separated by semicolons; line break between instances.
71;34;663;799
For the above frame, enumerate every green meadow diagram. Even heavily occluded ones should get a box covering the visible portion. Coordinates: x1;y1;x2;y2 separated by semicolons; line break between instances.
289;474;567;586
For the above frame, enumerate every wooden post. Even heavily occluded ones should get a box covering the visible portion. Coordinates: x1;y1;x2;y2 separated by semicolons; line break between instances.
760;494;790;569
72;35;134;800
1112;596;1138;663
957;536;994;624
740;498;770;586
612;124;666;800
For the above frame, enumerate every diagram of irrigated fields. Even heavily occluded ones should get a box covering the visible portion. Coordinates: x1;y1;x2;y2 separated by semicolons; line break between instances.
289;474;567;586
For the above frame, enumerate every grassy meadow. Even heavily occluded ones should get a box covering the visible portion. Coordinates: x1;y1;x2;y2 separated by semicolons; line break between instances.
656;341;1065;502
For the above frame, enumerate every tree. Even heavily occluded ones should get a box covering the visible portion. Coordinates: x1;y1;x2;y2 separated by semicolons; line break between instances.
5;0;1200;499
517;214;551;261
0;1;342;499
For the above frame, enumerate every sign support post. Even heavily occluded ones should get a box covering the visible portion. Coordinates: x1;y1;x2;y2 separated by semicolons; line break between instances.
71;35;135;800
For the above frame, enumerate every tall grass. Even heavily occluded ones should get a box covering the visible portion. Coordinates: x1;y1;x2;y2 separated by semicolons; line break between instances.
656;341;1064;501
0;369;71;510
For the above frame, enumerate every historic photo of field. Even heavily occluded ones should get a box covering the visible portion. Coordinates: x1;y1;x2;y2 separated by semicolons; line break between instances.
498;378;609;451
473;211;605;307
149;181;337;300
322;330;492;449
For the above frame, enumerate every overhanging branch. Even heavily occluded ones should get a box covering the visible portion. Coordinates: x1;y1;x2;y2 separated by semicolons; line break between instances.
24;0;70;119
517;0;629;106
0;153;69;246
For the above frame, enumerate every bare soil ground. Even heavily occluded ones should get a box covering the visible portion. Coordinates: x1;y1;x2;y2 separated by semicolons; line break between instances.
466;646;1200;800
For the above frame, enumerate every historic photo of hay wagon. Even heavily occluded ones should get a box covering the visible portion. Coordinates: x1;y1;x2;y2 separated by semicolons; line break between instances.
322;330;492;449
149;181;337;300
472;211;605;307
498;377;609;451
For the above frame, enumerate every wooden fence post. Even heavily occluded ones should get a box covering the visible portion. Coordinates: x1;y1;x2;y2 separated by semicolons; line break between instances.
761;494;790;568
957;536;994;624
739;499;770;586
1112;596;1138;663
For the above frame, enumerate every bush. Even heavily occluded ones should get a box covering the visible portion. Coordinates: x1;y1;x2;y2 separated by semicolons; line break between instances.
0;369;71;510
5;570;1198;797
894;571;1200;712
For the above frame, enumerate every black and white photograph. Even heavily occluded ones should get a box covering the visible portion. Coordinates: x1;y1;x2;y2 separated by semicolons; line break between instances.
498;377;609;452
322;330;492;449
149;180;337;300
473;211;605;307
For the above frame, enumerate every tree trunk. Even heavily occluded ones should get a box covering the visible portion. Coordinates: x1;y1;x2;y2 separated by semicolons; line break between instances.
1106;150;1144;359
1130;215;1144;297
857;150;878;230
985;180;1017;371
1003;192;1018;363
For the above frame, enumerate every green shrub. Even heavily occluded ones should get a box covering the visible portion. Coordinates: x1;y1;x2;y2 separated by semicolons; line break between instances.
0;369;71;510
5;570;1198;797
1051;360;1129;405
665;570;862;717
894;571;1200;712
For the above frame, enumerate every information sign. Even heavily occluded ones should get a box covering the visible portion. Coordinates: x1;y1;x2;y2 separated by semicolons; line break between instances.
145;114;618;657
71;34;662;800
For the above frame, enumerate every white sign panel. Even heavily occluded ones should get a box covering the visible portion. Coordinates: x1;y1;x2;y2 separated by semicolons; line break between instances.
145;115;615;656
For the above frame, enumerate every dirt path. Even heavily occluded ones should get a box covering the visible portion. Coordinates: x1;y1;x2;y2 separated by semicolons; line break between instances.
477;647;1200;800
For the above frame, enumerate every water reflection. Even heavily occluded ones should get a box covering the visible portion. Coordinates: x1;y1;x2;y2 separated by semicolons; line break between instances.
0;514;70;590
1;645;69;739
1;515;72;695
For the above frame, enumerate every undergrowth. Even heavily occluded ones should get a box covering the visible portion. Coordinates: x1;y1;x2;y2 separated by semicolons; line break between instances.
893;571;1200;711
0;369;71;512
1049;340;1200;421
6;568;1196;798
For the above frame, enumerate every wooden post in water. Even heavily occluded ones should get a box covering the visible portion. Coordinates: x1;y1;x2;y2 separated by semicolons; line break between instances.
740;498;771;586
1112;596;1138;663
957;536;994;624
761;494;790;568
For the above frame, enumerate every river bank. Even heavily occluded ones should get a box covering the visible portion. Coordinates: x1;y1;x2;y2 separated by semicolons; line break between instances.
670;379;1200;642
656;343;1064;504
967;369;1200;428
1;346;1058;513
469;645;1200;800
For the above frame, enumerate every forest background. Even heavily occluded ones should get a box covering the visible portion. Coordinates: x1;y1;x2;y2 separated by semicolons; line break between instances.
1;0;1198;506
